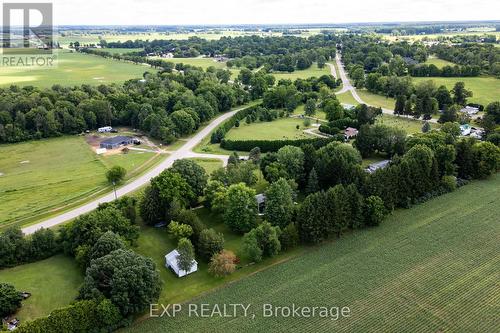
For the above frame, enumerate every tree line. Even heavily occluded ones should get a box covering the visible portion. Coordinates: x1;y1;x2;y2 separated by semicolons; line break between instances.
96;34;339;73
0;67;249;144
430;43;500;78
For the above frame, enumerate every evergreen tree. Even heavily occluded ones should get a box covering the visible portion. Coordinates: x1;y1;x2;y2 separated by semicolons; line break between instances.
305;168;320;194
394;95;406;115
177;238;196;272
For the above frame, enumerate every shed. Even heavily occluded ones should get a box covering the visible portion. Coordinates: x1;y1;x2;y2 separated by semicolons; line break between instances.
100;136;133;149
256;193;266;215
165;249;198;277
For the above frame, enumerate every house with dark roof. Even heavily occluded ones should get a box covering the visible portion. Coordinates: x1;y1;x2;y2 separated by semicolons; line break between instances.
100;136;133;149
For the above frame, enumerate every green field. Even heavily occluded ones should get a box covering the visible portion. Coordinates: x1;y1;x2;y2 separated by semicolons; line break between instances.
424;56;457;68
188;158;223;175
357;89;396;110
272;63;331;81
134;207;301;307
0;136;157;227
149;57;239;78
0;51;150;88
412;76;500;106
101;48;144;55
0;255;83;321
225;117;314;141
150;57;226;69
336;91;360;106
376;114;436;134
193;117;316;158
127;174;500;332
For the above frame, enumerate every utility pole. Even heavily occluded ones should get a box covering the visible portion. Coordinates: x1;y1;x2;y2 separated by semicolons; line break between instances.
112;181;117;200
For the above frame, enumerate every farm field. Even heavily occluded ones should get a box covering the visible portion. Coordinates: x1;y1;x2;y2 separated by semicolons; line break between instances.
412;76;500;106
224;117;314;141
150;57;226;69
0;255;83;321
0;51;150;88
101;48;144;55
149;56;240;78
272;63;331;81
126;174;500;333
0;136;158;228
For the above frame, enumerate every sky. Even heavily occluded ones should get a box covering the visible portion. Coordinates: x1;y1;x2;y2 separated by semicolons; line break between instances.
3;0;500;26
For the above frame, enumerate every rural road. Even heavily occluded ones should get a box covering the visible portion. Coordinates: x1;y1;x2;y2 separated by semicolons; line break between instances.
22;57;442;234
333;54;439;124
22;106;247;234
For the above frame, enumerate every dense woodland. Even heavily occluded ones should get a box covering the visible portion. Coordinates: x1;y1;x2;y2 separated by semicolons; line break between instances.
0;68;249;143
0;62;342;144
430;43;500;77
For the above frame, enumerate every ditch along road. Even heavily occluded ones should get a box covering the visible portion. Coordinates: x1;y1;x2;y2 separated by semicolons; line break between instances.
21;107;246;235
331;54;439;124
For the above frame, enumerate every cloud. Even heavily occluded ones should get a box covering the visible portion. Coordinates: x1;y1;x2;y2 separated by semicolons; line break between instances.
50;0;499;25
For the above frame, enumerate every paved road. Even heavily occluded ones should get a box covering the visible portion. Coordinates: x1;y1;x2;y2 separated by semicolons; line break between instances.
21;106;247;234
333;54;439;124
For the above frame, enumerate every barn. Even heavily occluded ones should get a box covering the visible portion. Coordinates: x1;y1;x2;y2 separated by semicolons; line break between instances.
99;136;133;149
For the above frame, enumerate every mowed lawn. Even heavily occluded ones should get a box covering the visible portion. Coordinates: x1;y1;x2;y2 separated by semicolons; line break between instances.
357;89;396;110
336;90;360;106
0;255;83;321
424;56;457;68
126;174;500;333
412;76;500;106
0;136;156;227
225;117;314;141
0;51;150;88
188;158;223;176
376;114;436;134
272;63;331;81
134;207;302;306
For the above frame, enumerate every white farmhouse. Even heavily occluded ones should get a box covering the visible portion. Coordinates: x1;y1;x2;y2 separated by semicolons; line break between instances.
165;249;198;277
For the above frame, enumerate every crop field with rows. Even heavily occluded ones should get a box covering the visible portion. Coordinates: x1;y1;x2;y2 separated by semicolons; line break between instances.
126;174;499;332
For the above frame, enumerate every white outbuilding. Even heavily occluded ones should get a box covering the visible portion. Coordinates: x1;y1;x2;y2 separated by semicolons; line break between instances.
165;249;198;277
